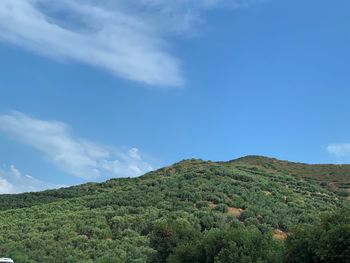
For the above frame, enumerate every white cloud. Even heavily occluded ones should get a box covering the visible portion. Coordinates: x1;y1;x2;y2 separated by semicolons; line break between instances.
0;176;14;194
327;143;350;158
0;111;154;179
0;0;253;87
0;165;62;194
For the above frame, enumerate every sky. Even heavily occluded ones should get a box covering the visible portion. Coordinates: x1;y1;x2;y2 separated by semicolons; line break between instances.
0;0;349;193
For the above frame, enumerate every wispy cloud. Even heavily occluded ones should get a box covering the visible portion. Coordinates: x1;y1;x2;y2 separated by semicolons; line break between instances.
0;0;253;87
0;164;63;194
0;175;14;194
327;143;350;158
0;111;154;179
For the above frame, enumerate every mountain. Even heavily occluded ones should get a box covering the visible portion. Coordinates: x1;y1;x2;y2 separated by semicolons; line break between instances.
0;156;349;262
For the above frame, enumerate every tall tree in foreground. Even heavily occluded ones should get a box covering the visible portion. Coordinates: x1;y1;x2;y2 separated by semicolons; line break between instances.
284;209;350;263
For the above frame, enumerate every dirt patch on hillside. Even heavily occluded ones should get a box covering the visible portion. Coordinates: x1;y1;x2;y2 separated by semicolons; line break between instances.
273;229;288;240
209;203;243;217
209;202;217;209
208;203;243;217
227;207;243;217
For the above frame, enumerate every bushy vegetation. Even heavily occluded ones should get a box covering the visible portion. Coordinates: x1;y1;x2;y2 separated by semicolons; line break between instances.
284;209;350;263
233;155;350;193
0;157;348;262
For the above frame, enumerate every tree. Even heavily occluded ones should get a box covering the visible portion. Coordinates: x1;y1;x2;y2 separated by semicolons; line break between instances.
169;226;283;263
150;219;200;263
284;209;350;263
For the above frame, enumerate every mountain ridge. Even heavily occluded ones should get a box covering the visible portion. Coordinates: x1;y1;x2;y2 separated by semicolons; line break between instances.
0;155;349;262
0;155;349;211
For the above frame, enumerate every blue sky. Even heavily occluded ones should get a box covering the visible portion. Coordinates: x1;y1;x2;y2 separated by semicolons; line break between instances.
0;0;349;193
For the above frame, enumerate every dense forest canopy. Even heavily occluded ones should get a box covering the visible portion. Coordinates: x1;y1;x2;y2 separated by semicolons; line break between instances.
0;156;349;262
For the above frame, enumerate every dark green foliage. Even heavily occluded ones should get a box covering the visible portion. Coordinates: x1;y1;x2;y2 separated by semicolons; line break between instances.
150;219;200;262
284;209;350;263
337;191;350;198
0;182;105;210
168;226;283;263
0;157;348;262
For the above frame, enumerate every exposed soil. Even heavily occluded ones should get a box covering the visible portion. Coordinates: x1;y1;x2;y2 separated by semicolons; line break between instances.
208;202;217;209
272;229;288;240
227;207;243;217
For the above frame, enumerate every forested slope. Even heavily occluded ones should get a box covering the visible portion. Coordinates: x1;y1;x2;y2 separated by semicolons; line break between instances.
0;157;349;262
232;155;350;193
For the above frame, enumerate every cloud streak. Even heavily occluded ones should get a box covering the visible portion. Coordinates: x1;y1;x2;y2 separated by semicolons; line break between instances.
0;0;252;87
0;111;153;179
0;165;63;194
327;143;350;158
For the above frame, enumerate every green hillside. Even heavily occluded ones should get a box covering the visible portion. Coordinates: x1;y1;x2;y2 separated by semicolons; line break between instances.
232;156;350;192
0;156;349;262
